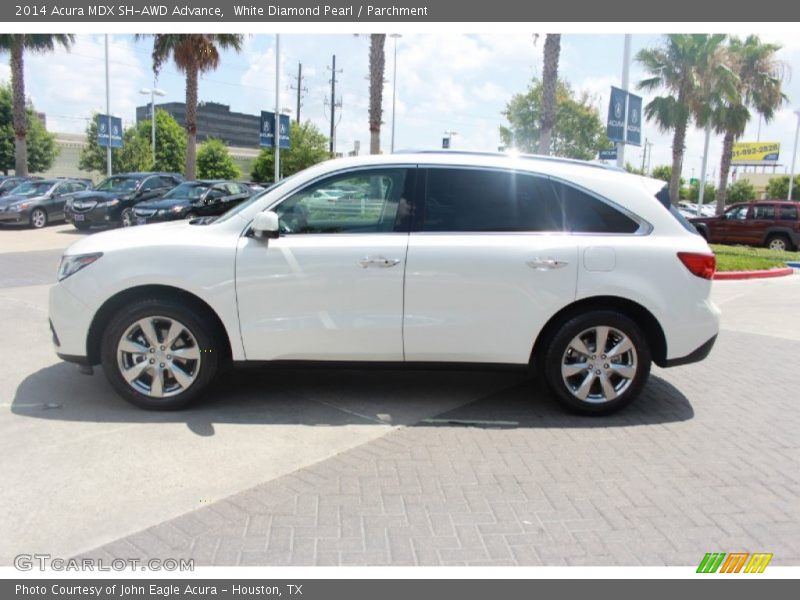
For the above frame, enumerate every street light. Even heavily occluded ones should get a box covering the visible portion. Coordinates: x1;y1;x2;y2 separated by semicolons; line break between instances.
390;34;401;154
788;110;800;201
139;80;166;167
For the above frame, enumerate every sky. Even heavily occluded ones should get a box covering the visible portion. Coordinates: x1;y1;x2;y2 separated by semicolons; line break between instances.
1;32;799;183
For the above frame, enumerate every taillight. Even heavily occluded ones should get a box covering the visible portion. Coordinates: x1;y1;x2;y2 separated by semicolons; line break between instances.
677;252;716;280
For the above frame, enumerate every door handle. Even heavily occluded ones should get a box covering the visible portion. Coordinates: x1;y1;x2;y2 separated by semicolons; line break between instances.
526;258;569;270
357;256;401;268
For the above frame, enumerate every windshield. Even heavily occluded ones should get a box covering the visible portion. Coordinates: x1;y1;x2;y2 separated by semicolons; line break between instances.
9;181;54;196
164;182;210;199
213;177;297;224
94;176;140;193
0;179;21;192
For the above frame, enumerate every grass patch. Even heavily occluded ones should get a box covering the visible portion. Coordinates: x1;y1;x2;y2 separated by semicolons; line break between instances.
710;243;799;272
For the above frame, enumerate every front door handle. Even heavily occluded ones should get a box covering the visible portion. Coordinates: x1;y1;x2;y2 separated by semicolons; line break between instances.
527;258;569;271
357;256;401;268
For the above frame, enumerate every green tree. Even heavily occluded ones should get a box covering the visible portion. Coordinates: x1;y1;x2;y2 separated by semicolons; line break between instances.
0;34;74;175
137;34;244;179
726;179;756;204
500;78;609;160
650;165;674;183
637;34;728;205
135;109;186;173
252;121;330;182
0;83;58;174
624;163;646;175
80;110;185;174
687;182;717;203
766;176;800;201
713;36;785;212
196;138;241;179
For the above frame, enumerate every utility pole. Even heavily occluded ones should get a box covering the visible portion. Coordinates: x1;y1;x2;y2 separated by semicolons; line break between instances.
104;34;112;177
327;55;342;155
289;63;307;124
616;34;632;170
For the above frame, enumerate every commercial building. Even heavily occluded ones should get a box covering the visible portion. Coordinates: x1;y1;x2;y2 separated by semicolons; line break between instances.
136;101;261;148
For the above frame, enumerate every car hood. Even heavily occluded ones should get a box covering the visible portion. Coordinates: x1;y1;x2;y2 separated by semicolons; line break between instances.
135;197;193;210
0;193;46;207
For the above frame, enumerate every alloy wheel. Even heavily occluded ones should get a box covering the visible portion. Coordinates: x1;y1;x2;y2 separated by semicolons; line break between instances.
121;208;134;227
560;326;638;404
31;209;47;228
116;315;202;398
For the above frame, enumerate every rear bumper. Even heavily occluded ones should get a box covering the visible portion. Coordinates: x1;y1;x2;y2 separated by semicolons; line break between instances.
662;334;717;367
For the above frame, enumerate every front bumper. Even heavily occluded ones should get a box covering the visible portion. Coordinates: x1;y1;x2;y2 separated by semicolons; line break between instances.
0;207;31;223
49;283;95;362
66;203;120;226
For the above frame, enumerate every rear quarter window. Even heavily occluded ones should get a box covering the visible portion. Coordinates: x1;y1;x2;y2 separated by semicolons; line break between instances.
550;180;639;234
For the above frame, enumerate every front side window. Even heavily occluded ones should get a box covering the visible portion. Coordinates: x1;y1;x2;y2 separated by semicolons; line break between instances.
274;168;411;234
725;206;749;220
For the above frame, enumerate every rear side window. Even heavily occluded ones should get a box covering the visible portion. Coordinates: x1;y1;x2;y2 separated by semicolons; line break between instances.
550;180;639;234
422;168;563;232
779;205;798;221
752;204;775;219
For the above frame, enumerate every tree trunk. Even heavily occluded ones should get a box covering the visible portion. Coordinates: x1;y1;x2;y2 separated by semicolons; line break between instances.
669;118;687;206
715;131;735;215
10;37;28;176
538;34;561;156
368;34;386;155
184;63;198;180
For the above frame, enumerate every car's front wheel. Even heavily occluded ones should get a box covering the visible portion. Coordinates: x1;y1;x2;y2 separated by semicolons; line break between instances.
542;310;651;415
120;208;134;227
100;297;220;410
30;208;48;229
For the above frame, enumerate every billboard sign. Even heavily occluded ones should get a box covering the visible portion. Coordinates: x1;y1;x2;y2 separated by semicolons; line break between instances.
96;114;123;148
731;142;780;164
625;93;642;146
260;111;291;149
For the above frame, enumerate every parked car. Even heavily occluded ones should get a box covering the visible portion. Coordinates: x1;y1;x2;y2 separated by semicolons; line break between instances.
132;180;254;225
679;201;715;218
64;172;184;230
49;152;720;414
0;178;90;228
690;200;800;251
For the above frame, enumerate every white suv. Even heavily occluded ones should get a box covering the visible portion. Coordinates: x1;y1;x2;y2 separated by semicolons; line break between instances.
49;152;720;414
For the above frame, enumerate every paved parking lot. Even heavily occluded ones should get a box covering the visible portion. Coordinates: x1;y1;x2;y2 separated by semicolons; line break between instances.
1;225;798;566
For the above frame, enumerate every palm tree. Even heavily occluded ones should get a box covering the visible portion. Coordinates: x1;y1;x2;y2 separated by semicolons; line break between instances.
713;36;785;213
368;34;386;155
538;34;561;155
138;34;244;179
0;34;74;176
637;34;728;205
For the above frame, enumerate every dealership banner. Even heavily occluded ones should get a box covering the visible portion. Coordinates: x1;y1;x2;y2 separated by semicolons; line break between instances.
3;0;800;22
731;142;780;163
260;111;291;150
606;86;628;143
96;114;123;149
625;93;642;146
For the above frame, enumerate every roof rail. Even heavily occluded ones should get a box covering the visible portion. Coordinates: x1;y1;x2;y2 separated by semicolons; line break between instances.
393;149;625;172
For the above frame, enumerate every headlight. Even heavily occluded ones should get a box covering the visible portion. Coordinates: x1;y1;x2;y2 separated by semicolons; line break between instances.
157;209;167;216
103;199;120;207
170;206;185;213
57;253;103;281
10;202;29;211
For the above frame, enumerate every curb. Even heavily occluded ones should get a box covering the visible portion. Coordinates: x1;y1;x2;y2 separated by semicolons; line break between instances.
714;267;794;281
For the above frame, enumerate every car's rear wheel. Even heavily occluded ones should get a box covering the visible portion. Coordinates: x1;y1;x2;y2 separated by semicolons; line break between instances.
766;234;791;252
120;208;134;227
100;297;219;410
542;310;651;415
30;208;47;229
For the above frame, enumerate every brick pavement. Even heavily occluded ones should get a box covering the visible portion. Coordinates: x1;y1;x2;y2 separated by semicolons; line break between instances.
81;329;800;566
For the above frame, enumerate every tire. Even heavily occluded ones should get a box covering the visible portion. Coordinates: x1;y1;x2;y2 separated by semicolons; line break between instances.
185;212;198;220
541;310;651;415
73;221;91;231
766;234;791;252
100;297;220;410
30;208;47;229
120;208;134;228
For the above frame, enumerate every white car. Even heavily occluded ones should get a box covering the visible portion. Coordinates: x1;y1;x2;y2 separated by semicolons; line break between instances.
49;152;720;414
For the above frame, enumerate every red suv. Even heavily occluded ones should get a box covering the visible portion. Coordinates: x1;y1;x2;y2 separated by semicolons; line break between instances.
690;201;800;252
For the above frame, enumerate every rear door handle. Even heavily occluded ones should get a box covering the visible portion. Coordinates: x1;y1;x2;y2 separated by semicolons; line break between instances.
357;256;401;268
527;258;569;270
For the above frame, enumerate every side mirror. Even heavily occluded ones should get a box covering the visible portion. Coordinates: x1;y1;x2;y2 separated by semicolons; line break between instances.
251;211;280;240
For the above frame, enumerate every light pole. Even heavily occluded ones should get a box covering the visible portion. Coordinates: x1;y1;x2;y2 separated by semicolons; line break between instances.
139;80;166;167
390;34;401;153
788;110;800;201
